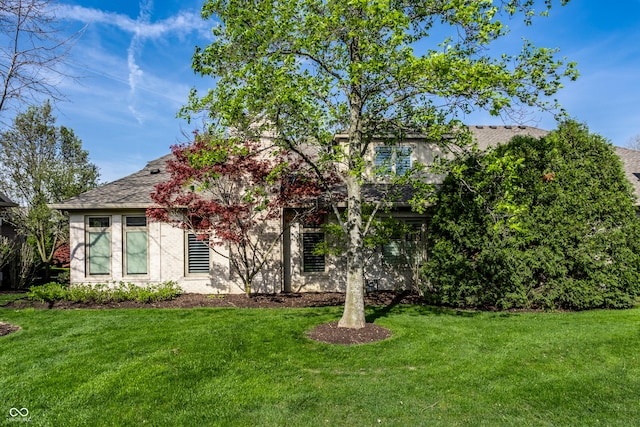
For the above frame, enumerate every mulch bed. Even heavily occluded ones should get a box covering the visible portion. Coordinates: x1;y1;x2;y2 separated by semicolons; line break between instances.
0;322;21;337
0;291;424;310
0;291;420;343
306;321;392;345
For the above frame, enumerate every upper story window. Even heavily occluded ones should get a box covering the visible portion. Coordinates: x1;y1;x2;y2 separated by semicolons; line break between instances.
124;216;148;275
86;216;111;275
375;146;412;176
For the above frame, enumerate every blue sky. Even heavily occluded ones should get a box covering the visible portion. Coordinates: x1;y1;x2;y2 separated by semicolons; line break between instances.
43;0;640;182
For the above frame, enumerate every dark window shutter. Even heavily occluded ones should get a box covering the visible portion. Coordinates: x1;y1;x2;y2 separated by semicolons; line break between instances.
303;232;325;272
188;234;210;273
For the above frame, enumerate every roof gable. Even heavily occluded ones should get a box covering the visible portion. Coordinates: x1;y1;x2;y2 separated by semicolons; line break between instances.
50;154;172;210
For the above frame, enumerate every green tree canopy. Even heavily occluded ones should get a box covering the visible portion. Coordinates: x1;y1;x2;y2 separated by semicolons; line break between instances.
182;0;577;327
0;101;99;274
424;121;640;310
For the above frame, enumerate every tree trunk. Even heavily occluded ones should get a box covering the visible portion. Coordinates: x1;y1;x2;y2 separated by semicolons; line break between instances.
339;36;366;329
338;174;366;329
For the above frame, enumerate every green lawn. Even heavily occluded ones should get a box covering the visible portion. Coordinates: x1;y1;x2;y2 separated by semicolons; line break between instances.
1;304;639;426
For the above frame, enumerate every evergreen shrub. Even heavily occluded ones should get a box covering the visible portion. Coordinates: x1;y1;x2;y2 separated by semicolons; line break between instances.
423;121;640;309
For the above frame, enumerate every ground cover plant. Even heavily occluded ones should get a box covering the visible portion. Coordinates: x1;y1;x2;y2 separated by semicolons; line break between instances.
25;281;183;304
1;304;639;426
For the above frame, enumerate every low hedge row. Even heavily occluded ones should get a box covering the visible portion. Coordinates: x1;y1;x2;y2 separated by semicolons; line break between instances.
27;281;183;304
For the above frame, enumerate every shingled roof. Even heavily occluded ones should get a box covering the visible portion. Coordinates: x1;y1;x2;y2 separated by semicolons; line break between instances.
50;154;172;210
469;125;549;150
0;192;18;208
614;146;640;204
51;126;640;209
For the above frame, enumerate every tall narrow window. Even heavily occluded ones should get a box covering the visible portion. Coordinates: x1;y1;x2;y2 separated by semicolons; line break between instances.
124;216;148;275
187;233;210;274
87;216;111;275
375;146;393;175
396;146;412;176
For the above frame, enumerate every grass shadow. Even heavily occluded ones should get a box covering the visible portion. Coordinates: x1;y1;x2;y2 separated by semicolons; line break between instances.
366;294;482;322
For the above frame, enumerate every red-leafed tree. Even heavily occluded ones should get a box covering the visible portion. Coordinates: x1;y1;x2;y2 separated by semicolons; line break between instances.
52;242;70;268
148;132;327;295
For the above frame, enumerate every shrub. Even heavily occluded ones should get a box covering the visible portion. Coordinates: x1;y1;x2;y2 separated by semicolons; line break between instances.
423;121;640;309
26;282;68;303
27;281;183;304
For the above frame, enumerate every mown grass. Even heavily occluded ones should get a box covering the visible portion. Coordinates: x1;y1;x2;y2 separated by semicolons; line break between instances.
0;304;639;426
0;292;25;305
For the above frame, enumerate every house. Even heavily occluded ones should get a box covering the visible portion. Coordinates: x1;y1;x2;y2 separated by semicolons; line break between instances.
0;192;18;288
51;126;640;294
0;192;18;239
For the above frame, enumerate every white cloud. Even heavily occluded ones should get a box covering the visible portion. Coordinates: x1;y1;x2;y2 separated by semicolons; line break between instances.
56;4;210;39
56;1;210;125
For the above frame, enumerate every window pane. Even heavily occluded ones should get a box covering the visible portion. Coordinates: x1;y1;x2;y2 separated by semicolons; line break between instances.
188;234;210;274
383;240;403;265
126;216;147;227
89;217;110;228
375;146;392;175
89;231;110;274
396;146;412;176
405;240;418;265
126;231;148;274
303;232;325;272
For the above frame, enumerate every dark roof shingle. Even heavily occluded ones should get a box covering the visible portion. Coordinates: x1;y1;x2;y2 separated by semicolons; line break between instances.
0;192;18;208
50;154;172;210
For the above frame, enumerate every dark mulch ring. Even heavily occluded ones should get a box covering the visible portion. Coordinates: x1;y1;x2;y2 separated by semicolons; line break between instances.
307;321;392;345
0;322;21;337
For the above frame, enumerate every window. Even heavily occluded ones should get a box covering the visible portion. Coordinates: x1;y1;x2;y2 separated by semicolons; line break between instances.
87;216;111;275
124;216;148;275
187;233;210;274
382;239;404;265
375;146;412;176
302;232;326;272
381;219;424;266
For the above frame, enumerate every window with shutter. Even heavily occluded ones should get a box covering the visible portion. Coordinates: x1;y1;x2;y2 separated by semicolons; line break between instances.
187;233;210;274
375;145;411;176
381;218;424;266
396;146;412;176
375;146;393;175
302;232;325;272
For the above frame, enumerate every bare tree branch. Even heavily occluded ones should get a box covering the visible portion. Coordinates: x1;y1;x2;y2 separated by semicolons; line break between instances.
0;0;82;118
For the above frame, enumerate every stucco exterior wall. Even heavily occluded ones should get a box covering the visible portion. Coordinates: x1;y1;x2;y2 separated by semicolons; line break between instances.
286;221;346;292
68;210;283;294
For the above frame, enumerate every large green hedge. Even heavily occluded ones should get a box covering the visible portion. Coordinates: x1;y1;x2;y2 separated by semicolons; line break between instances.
423;121;640;309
